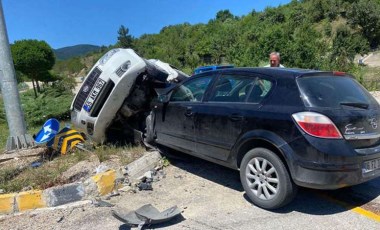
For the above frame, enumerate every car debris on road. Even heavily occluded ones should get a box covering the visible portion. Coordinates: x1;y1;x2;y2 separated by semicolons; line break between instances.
112;204;182;229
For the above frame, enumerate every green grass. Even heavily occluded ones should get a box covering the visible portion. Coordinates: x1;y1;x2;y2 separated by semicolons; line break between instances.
352;66;380;91
0;81;74;152
0;153;72;192
93;144;146;165
0;123;9;151
0;144;146;193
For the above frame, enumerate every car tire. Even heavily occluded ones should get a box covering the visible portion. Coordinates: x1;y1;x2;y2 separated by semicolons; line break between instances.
240;148;297;209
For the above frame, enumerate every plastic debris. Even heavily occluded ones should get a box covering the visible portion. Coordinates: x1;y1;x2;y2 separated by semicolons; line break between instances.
95;164;109;174
137;181;153;191
31;161;43;168
112;204;182;228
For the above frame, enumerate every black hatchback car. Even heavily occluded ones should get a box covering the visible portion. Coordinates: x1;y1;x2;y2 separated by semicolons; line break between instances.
146;68;380;209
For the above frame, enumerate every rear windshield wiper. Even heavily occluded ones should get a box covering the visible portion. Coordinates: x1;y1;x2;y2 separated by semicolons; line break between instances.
340;102;369;109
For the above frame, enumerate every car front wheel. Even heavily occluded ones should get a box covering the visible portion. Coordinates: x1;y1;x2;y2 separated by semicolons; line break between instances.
240;148;297;209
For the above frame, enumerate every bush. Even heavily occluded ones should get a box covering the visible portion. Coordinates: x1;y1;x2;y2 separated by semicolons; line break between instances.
20;79;74;126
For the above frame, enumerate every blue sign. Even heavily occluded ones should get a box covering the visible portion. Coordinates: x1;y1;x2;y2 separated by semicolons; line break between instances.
34;118;60;144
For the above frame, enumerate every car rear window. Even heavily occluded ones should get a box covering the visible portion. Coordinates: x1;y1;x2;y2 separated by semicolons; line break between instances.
297;75;378;108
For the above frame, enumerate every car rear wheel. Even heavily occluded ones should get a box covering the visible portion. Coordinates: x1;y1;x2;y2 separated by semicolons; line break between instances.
240;148;297;209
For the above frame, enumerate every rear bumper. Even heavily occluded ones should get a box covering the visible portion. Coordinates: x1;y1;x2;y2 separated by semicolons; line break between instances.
291;157;380;189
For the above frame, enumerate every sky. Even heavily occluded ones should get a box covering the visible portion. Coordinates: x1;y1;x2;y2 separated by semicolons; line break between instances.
2;0;291;49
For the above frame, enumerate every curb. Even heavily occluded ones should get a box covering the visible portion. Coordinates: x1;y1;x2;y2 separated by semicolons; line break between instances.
0;150;161;215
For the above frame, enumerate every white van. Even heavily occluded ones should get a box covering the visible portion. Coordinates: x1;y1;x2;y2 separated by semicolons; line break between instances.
70;48;188;143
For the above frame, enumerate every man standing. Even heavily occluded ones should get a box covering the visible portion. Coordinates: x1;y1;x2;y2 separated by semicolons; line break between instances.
260;52;284;96
265;52;285;67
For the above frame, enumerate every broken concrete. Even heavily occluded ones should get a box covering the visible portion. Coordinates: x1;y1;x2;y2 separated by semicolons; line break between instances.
124;151;162;182
43;183;85;207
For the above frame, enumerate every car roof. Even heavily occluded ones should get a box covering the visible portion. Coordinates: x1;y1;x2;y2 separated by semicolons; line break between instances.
212;67;332;79
196;65;234;68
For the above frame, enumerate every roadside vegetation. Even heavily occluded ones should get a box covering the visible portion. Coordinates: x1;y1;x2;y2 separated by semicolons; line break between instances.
130;0;380;74
0;144;145;193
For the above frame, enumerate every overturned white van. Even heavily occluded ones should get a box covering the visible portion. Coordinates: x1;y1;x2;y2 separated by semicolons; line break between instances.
70;48;188;143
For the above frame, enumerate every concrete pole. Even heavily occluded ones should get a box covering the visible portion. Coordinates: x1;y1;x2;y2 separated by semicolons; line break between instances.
0;0;34;152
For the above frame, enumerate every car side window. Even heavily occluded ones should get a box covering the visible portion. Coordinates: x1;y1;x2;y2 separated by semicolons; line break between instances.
245;78;273;103
170;76;212;102
209;75;256;102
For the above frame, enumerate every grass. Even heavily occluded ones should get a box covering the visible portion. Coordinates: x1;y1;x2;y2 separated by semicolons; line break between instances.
0;123;9;151
352;66;380;91
93;144;146;165
0;152;72;192
0;80;75;152
0;144;146;193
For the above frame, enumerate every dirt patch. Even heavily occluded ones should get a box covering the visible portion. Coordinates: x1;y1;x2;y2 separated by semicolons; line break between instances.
61;154;100;183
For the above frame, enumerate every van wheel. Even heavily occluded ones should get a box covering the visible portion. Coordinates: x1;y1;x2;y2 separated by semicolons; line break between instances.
240;148;297;209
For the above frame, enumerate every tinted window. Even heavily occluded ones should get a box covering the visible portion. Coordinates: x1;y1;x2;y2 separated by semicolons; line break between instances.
170;76;212;102
208;75;272;103
297;76;378;108
209;75;252;102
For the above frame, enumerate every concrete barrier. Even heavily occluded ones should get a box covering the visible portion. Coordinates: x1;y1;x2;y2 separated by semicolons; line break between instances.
0;151;161;214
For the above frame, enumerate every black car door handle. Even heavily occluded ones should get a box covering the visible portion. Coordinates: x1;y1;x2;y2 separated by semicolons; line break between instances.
185;107;193;117
229;114;244;121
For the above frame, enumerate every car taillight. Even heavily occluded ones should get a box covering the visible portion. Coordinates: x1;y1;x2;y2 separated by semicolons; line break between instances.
292;112;342;139
333;71;345;76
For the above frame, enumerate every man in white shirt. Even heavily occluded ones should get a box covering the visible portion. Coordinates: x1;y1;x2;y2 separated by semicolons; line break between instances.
265;52;285;68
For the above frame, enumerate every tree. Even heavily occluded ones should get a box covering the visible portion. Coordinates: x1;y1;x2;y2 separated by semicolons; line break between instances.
329;25;369;71
215;10;235;22
11;39;55;98
117;25;133;48
347;0;380;48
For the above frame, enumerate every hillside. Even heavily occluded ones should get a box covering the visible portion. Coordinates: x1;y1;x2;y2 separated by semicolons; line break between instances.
130;0;380;73
54;44;101;60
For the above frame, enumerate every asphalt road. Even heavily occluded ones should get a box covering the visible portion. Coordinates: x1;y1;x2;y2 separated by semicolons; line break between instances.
2;151;379;230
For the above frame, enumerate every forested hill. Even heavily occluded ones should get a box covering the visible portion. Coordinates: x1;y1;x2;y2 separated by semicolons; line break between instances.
129;0;380;73
54;44;101;60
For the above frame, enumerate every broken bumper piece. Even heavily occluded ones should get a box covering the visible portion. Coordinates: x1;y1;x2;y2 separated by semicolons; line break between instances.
112;204;182;228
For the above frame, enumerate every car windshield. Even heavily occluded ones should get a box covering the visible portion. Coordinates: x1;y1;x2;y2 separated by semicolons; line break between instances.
297;75;378;108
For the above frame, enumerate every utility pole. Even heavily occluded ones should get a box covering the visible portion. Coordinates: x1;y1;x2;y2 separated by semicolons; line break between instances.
0;0;35;152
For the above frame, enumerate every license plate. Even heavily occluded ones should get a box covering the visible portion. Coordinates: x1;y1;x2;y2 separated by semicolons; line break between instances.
83;78;106;112
363;158;380;174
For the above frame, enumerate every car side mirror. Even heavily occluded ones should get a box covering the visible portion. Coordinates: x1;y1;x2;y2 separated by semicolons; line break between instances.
158;91;172;103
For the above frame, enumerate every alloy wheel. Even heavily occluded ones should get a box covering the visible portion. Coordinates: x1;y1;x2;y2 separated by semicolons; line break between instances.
245;157;279;200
